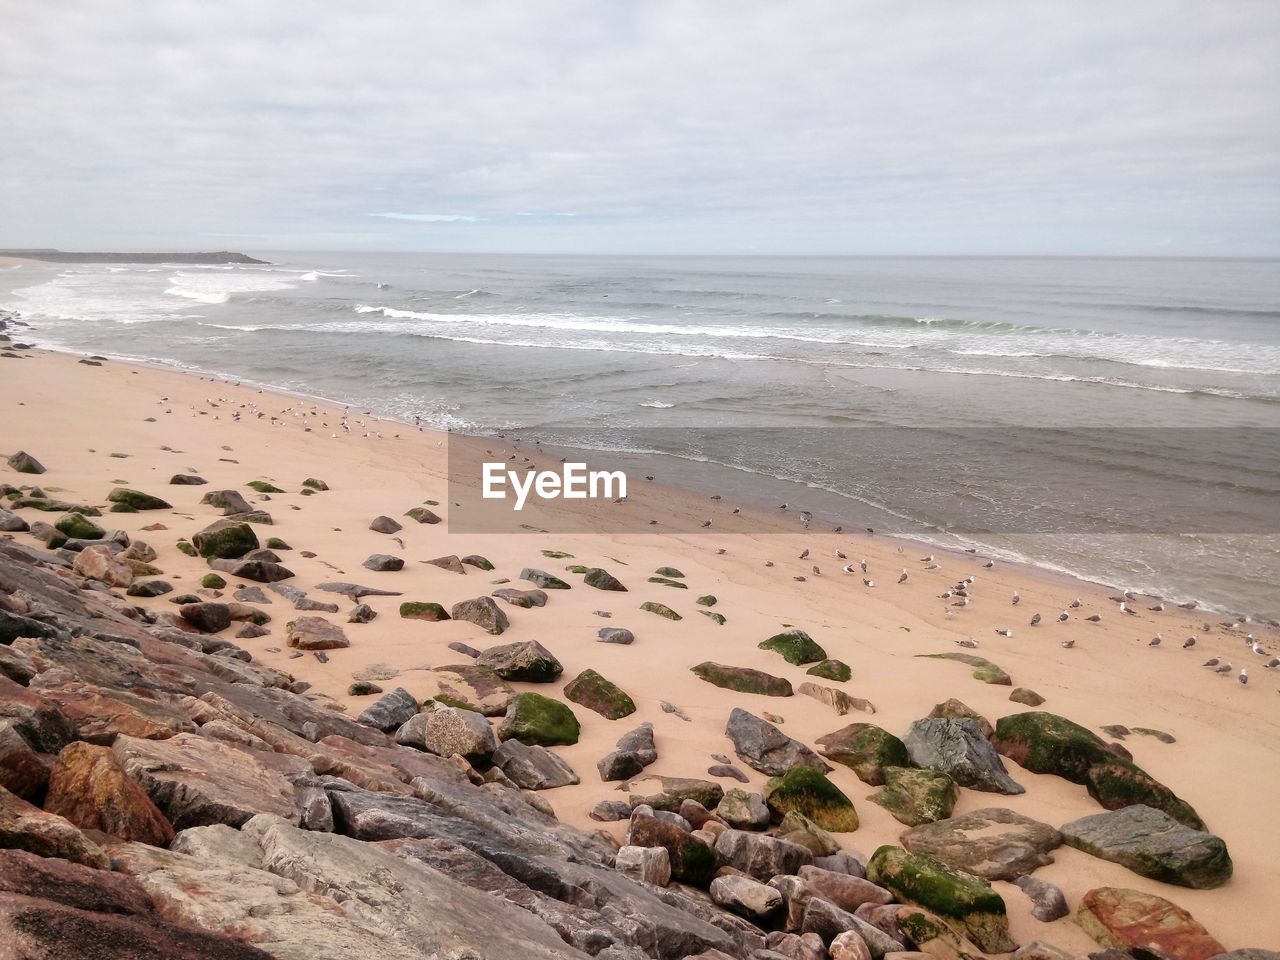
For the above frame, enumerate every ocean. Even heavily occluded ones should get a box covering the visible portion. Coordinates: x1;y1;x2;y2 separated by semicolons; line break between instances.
5;252;1278;619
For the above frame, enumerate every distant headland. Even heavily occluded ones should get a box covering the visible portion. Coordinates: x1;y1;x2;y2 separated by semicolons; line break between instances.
0;248;267;264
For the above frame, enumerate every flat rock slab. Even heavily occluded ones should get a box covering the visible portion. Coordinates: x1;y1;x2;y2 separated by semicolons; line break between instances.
315;581;403;599
1061;804;1232;889
492;739;579;789
902;807;1062;880
726;707;830;776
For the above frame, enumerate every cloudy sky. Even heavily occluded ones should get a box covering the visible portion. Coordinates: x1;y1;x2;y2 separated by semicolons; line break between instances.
1;1;1277;255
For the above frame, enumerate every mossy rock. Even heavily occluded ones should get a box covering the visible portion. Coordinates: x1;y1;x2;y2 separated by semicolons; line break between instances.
763;766;859;832
647;576;687;588
301;478;328;491
176;540;197;557
654;566;685;578
400;601;450;621
870;767;958;826
565;564;589;574
405;506;441;524
563;668;636;720
691;662;791;696
498;692;580;746
641;601;681;620
246;480;284;493
806;659;851;682
758;629;827;665
300;488;316;496
55;513;104;540
106;488;171;510
866;845;1016;953
1009;687;1045;706
699;610;727;625
200;573;227;589
917;652;1012;685
433;694;482;713
584;567;627;591
815;722;910;785
541;550;573;559
348;680;383;696
191;520;259;560
1085;758;1204;830
696;594;717;607
265;537;291;550
108;503;138;514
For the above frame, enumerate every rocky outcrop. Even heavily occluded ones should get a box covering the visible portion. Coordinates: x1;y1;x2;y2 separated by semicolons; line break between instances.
43;741;174;846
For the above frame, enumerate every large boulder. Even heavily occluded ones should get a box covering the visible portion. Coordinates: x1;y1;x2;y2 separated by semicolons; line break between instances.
717;788;770;830
107;488;171;510
869;767;958;826
286;616;349;650
693;662;793;697
867;845;1016;953
396;705;497;762
1077;886;1225;960
758;629;827;665
43;741;174;846
710;874;784;922
450;596;510;635
498;692;580;746
615;844;672;887
796;865;894;913
764;766;859;832
73;544;134;587
520;568;571;590
478;640;563;682
6;450;45;474
492;739;580;790
0;721;45;800
180;601;232;633
191;519;259;559
564;668;636;720
904;717;1023;795
1061;804;1231;889
55;512;105;540
806;659;852;682
356;687;418;732
627;814;717;885
423;664;513;716
928;698;995;740
201;489;253;515
715;828;813;881
815;723;909;785
584;568;627;591
726;708;831;776
901;807;1062;881
0;783;109;868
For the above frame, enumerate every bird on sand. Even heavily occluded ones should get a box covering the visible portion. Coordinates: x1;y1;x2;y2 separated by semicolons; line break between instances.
859;559;868;573
863;578;875;587
1086;614;1102;623
1264;657;1279;669
841;564;854;574
812;566;821;576
1239;668;1249;685
1012;591;1021;605
1120;603;1137;616
764;560;774;567
835;549;847;559
898;569;908;584
919;554;935;563
1214;663;1233;674
1069;598;1083;608
1061;638;1075;648
1203;657;1220;667
996;628;1013;637
955;638;979;648
1183;636;1196;648
799;549;810;560
701;519;712;528
1149;634;1162;646
1057;611;1069;622
1030;613;1042;626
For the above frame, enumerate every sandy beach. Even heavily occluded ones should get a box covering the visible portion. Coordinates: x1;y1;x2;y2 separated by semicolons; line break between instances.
2;345;1278;953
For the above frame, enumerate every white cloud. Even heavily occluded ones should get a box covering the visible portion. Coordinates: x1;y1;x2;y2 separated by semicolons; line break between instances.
370;213;482;223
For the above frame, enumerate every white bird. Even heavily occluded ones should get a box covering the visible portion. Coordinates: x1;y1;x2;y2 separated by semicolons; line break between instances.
924;562;939;570
1057;611;1069;623
1251;642;1267;656
955;638;979;648
920;554;935;563
1120;603;1136;616
996;628;1013;637
898;569;908;584
1061;638;1075;648
1012;592;1021;606
1239;668;1248;685
799;549;810;560
863;578;875;588
1264;658;1279;669
938;590;953;599
841;564;854;574
835;549;847;560
701;519;712;528
859;559;868;573
1069;598;1083;609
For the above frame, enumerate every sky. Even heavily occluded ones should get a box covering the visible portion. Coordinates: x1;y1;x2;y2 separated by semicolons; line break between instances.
1;1;1278;256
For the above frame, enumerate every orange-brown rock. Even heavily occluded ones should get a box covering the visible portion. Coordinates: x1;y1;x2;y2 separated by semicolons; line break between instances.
73;544;135;588
1078;886;1225;960
45;742;175;847
0;720;48;801
0;783;110;868
35;681;198;744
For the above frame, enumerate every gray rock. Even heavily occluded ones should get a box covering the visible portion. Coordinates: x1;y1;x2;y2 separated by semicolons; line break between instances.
477;639;563;682
348;602;377;623
1013;875;1070;922
598;627;636;644
356;687;419;732
813;853;867;879
7;451;46;474
315;581;402;600
616;844;672;886
717;788;771;830
708;764;750;783
615;723;657;765
493;739;580;789
450;595;510;635
725;707;832;776
903;717;1024;795
711;874;784;921
0;507;28;532
1060;803;1232;889
590;800;634;822
715;829;814;881
901;807;1062;880
598;751;647;782
801;896;864;944
233;585;270;603
369;515;402;533
493;587;549;608
126;580;173;597
200;489;252;515
362;553;404;572
520;568;572;590
395;705;497;761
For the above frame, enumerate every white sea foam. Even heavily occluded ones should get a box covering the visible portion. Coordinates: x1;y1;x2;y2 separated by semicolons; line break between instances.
165;270;298;304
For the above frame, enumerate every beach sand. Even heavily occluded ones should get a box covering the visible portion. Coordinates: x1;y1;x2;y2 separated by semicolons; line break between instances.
2;347;1277;952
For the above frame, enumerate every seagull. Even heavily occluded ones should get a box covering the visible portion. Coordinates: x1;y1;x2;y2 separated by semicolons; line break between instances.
1086;614;1102;623
938;590;953;599
863;578;875;588
812;565;821;576
1149;634;1162;646
1069;598;1083;609
1182;636;1196;649
1149;603;1165;612
764;560;774;567
1251;642;1267;656
1058;611;1070;623
835;549;847;559
701;520;712;528
996;628;1013;637
1030;613;1042;626
1203;657;1220;667
841;564;854;574
1061;638;1075;648
1239;668;1248;685
1120;603;1137;616
955;638;979;648
1264;658;1280;669
732;507;741;514
983;561;994;569
799;549;810;560
920;554;935;563
859;559;868;573
1214;663;1233;674
898;569;908;584
1012;592;1021;606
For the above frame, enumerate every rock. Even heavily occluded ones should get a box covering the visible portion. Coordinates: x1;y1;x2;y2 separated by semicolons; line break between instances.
521;568;571;589
493;587;548;608
43;741;174;846
499;692;580;746
904;717;1024;795
348;602;376;623
478;639;563;682
0;677;73;755
1013;876;1069;922
0;783;109;868
640;601;681;620
718;788;771;830
0;507;29;532
1208;953;1280;960
626;775;724;812
356;687;418;732
107;488;172;510
693;662;794;697
169;473;207;484
627;814;717;885
1077;886;1225;960
35;681;197;744
236;624;268;639
869;768;958;827
426;554;466;573
597;626;635;644
348;680;383;696
867;845;1016;953
726;708;831;776
711;874;784;921
759;629;828;665
112;733;301;829
1060;804;1231;889
584;568;628;591
6;450;45;474
816;723;909;785
399;600;449;621
405;506;441;524
591;799;633;821
830;931;874;960
901;807;1061;881
362;553;404;571
451;595;510;635
617;844;673;886
0;721;45;801
806;659;852;682
764;766;859;831
180;601;232;633
716;828;813;881
191;518;259;559
127;579;173;597
214;558;295;583
492;738;580;789
801;896;867;946
396;705;496;761
779;811;841;856
369;515;403;533
73;544;134;587
200;489;253;515
56;514;108;542
598;751;647;781
564;668;637;720
1009;687;1045;706
994;711;1204;829
424;663;514;716
285;616;349;650
915;652;1012;685
927;699;995;740
798;683;876;716
797;866;893;916
616;723;657;765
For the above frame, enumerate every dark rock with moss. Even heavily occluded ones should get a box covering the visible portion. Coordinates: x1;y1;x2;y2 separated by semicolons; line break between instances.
176;540;197;557
362;554;403;572
866;844;1016;953
916;652;1012;685
763;766;859;831
245;480;284;494
1009;687;1045;706
106;488;171;511
405;506;441;524
191;519;259;560
725;707;831;776
700;611;727;625
200;489;253;515
626;774;723;812
0;507;28;532
805;659;851;682
498;691;580;746
399;601;449;622
210;558;294;584
758;629;827;665
125;580;173;598
815;722;909;785
902;807;1062;880
696;595;717;607
477;640;563;682
450;596;510;635
870;767;958;826
1086;757;1206;830
491;587;547;609
301;478;328;491
264;537;290;550
356;687;418;732
461;554;494;571
200;573;227;589
180;602;232;634
348;680;383;696
564;564;589;574
53;512;105;541
691;662;792;697
520;568;571;590
627;814;718;885
647;576;687;588
584;567;627;591
563;668;636;720
1060;803;1230;889
638;600;679;620
7;451;45;474
169;474;206;485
